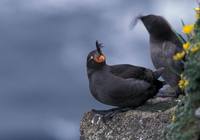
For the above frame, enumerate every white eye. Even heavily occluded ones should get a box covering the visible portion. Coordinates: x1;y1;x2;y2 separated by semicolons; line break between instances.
90;56;94;60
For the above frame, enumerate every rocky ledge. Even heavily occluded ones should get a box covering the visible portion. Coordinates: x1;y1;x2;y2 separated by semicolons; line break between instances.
80;97;178;140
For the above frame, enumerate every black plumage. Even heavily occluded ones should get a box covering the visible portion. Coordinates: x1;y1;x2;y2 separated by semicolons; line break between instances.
138;14;185;95
86;41;164;108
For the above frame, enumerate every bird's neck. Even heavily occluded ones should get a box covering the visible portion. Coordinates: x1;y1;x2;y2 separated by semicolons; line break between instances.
150;33;170;42
87;65;108;78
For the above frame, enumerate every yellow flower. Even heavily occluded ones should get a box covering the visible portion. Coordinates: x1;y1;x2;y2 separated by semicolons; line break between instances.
182;24;194;34
195;7;200;12
178;79;185;89
178;79;189;89
172;115;176;123
191;46;200;53
184;80;189;87
195;14;200;19
183;42;190;51
195;7;200;18
173;51;185;61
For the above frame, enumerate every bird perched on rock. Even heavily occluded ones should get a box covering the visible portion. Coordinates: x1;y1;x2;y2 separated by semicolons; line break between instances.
86;41;165;118
137;14;185;96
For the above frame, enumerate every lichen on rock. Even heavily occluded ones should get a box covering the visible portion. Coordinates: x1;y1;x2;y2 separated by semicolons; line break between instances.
80;98;177;140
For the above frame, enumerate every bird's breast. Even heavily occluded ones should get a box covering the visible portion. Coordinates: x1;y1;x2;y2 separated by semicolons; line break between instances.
150;42;166;68
89;72;115;105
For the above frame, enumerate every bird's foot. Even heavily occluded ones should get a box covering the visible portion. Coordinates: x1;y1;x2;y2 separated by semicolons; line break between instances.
156;85;180;98
156;90;185;98
91;107;131;123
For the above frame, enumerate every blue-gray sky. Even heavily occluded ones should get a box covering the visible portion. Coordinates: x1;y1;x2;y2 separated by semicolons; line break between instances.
0;0;195;139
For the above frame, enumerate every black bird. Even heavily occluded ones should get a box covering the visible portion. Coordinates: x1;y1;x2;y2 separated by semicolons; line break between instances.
86;41;165;118
138;14;185;96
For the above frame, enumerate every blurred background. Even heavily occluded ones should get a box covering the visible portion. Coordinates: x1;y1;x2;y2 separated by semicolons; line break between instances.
0;0;196;139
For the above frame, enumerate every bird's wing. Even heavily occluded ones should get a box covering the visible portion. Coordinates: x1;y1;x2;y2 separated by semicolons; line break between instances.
162;41;184;75
109;78;151;99
128;78;151;94
110;64;155;82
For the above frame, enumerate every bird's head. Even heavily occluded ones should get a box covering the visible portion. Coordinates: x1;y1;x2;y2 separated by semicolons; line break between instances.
138;14;173;39
87;40;106;69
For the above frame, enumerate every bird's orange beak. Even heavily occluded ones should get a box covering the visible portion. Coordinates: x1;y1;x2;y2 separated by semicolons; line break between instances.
94;54;106;63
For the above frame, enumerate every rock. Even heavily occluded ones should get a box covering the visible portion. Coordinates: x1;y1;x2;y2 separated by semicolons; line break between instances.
195;107;200;119
80;97;177;140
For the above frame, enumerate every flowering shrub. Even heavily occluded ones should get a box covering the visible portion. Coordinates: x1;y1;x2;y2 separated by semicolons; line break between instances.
165;4;200;140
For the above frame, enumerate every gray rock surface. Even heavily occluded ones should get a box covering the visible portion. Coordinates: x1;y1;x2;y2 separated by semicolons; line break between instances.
80;97;177;140
195;107;200;119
